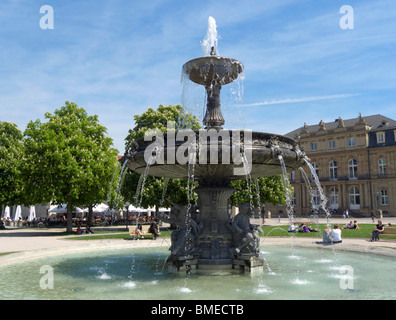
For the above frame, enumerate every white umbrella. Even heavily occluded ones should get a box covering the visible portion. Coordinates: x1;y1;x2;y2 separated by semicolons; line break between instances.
28;206;36;222
92;203;109;213
128;205;147;212
48;204;85;213
14;205;22;221
3;206;10;219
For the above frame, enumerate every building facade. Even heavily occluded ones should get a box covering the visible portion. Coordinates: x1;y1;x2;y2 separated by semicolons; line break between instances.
268;114;396;217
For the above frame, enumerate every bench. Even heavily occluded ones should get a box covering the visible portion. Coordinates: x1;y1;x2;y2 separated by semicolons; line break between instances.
374;227;396;240
377;227;396;240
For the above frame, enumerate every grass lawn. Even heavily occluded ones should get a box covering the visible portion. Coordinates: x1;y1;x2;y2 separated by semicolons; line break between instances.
64;230;173;240
59;224;396;241
259;224;396;240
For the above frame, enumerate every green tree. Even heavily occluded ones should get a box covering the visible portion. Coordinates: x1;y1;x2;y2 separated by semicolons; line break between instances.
125;104;201;148
22;101;118;231
0;122;23;211
122;104;201;213
230;176;289;208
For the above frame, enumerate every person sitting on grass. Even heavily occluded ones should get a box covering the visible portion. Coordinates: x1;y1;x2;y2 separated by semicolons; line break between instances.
288;223;298;232
76;225;84;234
332;224;342;243
85;225;94;234
342;221;354;229
352;220;360;229
322;225;333;243
298;223;309;233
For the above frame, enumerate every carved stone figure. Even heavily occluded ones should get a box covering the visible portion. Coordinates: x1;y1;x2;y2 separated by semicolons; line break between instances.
159;202;201;256
230;203;261;256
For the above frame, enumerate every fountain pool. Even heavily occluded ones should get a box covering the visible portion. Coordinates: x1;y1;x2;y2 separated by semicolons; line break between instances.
1;246;395;300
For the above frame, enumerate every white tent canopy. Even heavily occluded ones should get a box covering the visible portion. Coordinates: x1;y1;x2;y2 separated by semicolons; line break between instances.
48;204;85;214
28;206;36;222
14;205;22;220
2;206;10;219
92;203;109;213
127;205;170;213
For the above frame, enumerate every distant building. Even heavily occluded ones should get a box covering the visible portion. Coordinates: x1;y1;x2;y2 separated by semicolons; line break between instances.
267;114;396;217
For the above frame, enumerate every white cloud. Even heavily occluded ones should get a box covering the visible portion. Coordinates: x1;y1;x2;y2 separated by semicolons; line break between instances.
235;94;359;107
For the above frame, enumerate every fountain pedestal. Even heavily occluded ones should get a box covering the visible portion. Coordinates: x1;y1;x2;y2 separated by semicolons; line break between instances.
164;182;264;273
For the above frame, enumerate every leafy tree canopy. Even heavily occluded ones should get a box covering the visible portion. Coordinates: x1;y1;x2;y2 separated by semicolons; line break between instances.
0;121;23;207
22;101;118;230
230;176;288;208
125;104;201;149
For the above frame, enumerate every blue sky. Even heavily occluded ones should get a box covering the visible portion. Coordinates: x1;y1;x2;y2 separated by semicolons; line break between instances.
1;0;396;153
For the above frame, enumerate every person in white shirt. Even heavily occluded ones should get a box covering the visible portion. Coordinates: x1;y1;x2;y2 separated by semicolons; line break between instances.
332;224;342;243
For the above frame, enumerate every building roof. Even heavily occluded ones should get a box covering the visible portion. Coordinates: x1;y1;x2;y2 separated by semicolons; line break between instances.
286;114;396;139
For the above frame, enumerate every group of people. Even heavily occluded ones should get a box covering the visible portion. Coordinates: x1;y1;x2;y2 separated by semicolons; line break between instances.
322;224;343;244
288;222;342;243
129;221;160;240
288;223;319;233
341;220;360;230
75;225;94;234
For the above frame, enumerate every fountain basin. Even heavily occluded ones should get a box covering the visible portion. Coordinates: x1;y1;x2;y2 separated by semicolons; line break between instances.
123;130;305;180
1;245;395;300
183;56;243;86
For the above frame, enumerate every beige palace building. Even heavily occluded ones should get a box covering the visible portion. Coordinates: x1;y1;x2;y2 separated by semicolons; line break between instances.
268;114;396;218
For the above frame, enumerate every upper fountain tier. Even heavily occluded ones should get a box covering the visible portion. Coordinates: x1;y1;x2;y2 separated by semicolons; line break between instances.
182;49;243;129
183;55;243;86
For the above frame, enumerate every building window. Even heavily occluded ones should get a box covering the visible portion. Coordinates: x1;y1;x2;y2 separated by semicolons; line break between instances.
329;160;338;180
349;186;360;209
378;158;387;176
329;187;339;208
310;142;317;151
348;159;358;180
381;189;388;205
289;171;296;182
376;132;385;144
347;137;355;147
328;140;335;149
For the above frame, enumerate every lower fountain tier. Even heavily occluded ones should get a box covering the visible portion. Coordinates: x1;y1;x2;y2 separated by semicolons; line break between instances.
122;130;306;179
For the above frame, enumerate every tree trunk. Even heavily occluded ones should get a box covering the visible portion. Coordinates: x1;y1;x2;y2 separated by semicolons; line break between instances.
66;203;73;232
87;203;93;227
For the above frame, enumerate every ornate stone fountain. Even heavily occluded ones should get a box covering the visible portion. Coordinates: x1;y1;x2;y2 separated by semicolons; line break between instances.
122;23;306;273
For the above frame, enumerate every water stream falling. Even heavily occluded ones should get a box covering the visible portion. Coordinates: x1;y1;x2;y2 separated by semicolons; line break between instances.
134;155;154;209
106;162;121;203
160;177;170;207
241;151;254;207
299;167;316;210
278;155;295;223
303;157;331;222
116;159;129;196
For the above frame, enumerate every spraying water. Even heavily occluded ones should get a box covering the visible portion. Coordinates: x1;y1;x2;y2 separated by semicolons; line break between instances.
201;16;219;56
303;157;331;222
278;155;295;224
